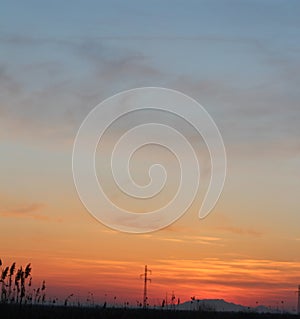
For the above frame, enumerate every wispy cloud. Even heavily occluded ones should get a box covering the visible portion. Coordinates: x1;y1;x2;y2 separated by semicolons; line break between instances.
156;234;222;245
0;202;49;221
218;226;262;237
1;30;300;156
38;256;300;306
0;36;164;145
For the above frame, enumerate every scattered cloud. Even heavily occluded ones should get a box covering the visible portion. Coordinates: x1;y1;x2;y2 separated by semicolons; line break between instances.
38;256;300;306
0;30;299;164
0;202;49;221
218;226;262;237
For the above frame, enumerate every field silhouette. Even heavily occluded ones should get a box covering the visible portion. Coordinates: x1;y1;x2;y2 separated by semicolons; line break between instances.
1;304;299;319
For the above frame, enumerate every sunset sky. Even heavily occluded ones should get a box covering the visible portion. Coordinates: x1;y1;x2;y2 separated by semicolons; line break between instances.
1;0;300;312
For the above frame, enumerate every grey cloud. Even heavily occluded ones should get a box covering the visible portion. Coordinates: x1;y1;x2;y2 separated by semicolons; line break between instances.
1;32;299;156
0;37;164;144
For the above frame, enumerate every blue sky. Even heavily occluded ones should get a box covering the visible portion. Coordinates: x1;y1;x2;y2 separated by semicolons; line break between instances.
2;0;300;85
1;0;300;121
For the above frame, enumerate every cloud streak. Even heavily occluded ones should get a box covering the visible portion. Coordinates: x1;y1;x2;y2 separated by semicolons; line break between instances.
31;255;300;307
0;202;49;221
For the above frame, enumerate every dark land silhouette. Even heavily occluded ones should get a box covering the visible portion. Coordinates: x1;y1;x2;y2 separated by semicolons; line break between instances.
1;304;299;319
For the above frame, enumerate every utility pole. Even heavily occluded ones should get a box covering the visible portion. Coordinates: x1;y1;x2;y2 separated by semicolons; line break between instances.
140;265;151;308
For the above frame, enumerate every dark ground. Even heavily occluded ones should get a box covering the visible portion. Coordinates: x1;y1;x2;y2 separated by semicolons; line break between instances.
0;304;299;319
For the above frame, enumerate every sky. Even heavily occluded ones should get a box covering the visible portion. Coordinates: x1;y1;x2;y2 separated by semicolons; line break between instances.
1;0;300;311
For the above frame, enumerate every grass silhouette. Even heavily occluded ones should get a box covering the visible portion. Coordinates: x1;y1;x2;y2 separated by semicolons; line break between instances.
0;258;45;306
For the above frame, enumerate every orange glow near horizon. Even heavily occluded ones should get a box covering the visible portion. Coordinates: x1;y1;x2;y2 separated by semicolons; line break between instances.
1;176;300;311
1;243;300;310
